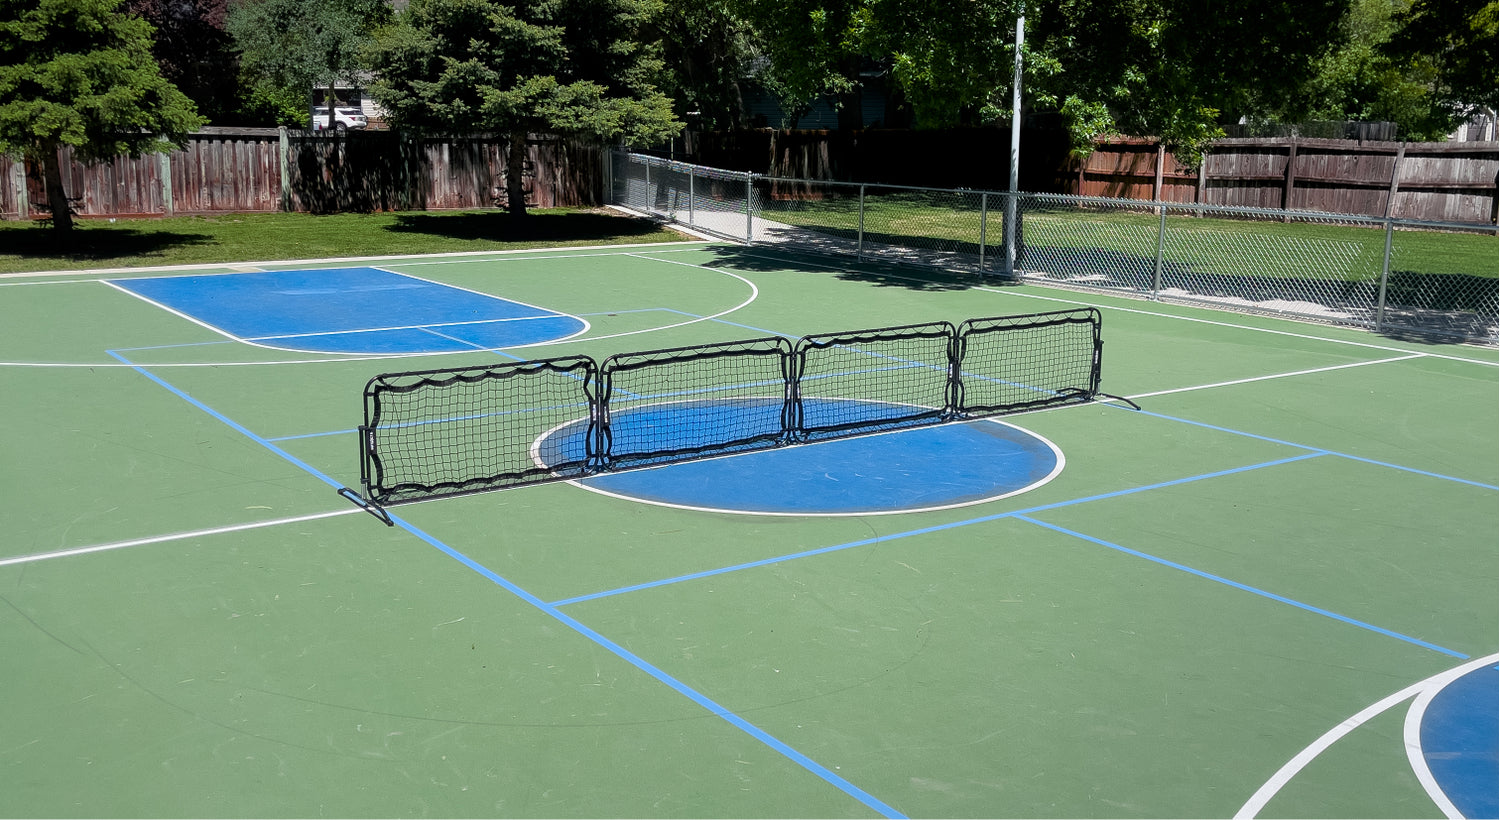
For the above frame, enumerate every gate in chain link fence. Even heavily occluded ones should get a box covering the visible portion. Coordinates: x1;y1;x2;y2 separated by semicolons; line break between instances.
608;150;1498;345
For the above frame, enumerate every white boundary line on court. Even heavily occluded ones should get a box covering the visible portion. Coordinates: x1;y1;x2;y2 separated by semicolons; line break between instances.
556;415;1068;517
0;234;712;280
1404;671;1468;820
1125;354;1430;399
1234;653;1500;819
0;508;363;568
100;266;594;356
722;248;1498;368
0;254;760;367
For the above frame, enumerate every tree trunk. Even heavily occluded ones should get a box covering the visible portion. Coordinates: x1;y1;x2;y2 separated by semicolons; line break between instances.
505;131;528;220
37;139;73;237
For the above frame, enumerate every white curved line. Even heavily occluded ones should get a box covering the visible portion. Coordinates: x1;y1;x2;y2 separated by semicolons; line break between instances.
1236;653;1498;819
564;415;1066;518
1;257;758;368
1405;667;1476;819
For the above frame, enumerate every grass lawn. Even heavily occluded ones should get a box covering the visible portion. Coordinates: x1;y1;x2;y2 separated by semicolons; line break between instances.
761;191;1498;281
0;208;689;274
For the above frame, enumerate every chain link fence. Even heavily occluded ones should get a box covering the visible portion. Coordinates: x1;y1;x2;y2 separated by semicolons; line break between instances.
609;150;1498;345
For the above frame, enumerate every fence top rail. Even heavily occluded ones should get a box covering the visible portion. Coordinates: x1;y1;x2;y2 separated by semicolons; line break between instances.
616;150;1500;231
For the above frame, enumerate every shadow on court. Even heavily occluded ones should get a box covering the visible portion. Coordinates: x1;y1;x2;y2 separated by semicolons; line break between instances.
698;243;1007;292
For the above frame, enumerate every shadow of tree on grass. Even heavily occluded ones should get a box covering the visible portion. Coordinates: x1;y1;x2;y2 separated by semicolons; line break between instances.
383;210;671;244
0;223;213;269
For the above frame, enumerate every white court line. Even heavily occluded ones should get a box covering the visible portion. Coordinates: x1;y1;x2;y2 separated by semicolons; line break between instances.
2;255;756;368
1405;672;1468;820
1126;354;1429;399
731;249;1499;368
0;508;362;568
0;238;710;280
1235;653;1500;819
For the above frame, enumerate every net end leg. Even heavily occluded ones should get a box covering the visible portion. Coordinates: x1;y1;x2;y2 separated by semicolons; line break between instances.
1098;393;1143;411
338;487;394;526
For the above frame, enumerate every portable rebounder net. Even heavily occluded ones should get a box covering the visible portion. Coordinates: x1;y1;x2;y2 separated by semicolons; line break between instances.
353;308;1111;511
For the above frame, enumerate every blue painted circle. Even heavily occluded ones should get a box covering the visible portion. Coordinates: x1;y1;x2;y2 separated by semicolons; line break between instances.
1421;663;1499;819
538;400;1062;515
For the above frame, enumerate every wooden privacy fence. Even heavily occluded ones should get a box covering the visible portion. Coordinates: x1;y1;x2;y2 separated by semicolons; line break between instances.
0;127;603;220
682;129;1498;225
1076;137;1499;223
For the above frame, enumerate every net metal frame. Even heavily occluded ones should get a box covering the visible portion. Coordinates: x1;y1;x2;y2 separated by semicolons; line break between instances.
360;356;597;506
597;336;795;469
792;321;959;441
953;308;1102;415
356;310;1106;509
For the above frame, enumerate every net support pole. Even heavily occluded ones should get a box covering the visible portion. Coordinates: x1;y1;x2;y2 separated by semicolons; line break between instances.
1003;6;1024;279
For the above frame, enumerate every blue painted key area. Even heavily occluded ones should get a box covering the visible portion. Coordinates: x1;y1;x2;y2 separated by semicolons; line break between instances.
1422;663;1499;819
570;415;1063;515
112;268;585;353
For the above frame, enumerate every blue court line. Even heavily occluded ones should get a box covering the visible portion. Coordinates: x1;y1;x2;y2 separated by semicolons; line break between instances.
105;350;351;492
554;449;1469;660
394;518;906;818
266;429;358;442
548;452;1328;607
106;350;905;819
1011;514;1470;659
1124;406;1500;490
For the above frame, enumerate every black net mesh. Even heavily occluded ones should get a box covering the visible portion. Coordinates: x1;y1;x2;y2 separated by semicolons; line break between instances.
362;357;596;505
357;311;1104;506
599;337;793;469
793;322;956;440
954;309;1101;415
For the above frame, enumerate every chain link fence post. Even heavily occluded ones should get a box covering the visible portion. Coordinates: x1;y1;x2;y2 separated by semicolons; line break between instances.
858;184;866;259
979;193;989;274
1152;205;1168;297
1376;217;1394;333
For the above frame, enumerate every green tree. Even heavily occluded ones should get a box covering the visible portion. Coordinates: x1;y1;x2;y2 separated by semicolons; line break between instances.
364;0;680;218
1023;0;1348;162
736;0;1347;161
0;0;204;235
226;0;391;131
1383;0;1497;131
738;0;871;129
649;0;757;130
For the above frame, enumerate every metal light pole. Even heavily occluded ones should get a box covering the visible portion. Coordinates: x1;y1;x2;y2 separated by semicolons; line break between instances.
1003;4;1024;278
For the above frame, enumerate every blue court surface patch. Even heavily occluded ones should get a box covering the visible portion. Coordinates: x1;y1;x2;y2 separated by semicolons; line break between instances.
574;418;1063;515
1421;663;1499;819
111;267;584;353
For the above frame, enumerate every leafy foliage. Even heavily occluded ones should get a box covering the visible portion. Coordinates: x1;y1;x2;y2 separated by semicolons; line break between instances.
1383;0;1498;130
364;0;680;216
647;0;757;130
0;0;204;233
227;0;391;128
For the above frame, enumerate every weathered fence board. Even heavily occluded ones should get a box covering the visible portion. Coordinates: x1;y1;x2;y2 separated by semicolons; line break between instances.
0;128;603;221
681;129;1497;224
4;126;1492;225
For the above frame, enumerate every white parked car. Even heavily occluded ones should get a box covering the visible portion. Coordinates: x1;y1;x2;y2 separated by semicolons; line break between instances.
311;107;368;131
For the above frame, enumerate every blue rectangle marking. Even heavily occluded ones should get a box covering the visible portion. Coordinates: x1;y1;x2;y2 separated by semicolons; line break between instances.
110;267;585;353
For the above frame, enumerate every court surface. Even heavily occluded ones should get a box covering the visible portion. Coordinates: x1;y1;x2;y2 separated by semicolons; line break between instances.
2;240;1496;818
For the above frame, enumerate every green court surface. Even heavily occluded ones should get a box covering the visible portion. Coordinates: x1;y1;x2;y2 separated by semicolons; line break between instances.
1;241;1495;818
